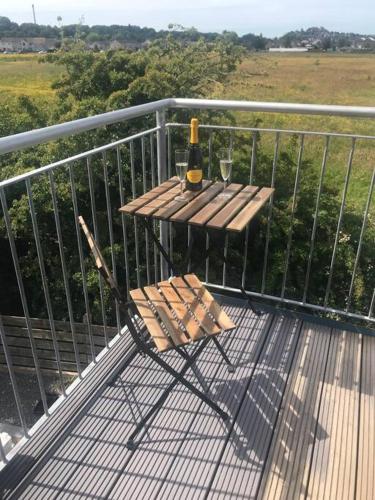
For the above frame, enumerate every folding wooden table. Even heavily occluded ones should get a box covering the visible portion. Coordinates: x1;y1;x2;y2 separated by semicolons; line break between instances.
119;176;274;282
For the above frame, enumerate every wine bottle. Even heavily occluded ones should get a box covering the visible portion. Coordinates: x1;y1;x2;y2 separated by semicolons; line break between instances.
186;118;203;191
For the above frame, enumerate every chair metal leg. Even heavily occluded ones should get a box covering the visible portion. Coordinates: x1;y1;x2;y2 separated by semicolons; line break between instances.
175;346;209;392
127;338;229;449
211;336;235;373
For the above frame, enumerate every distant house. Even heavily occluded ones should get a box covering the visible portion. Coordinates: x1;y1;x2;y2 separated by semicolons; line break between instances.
0;37;58;53
86;40;147;51
269;47;309;52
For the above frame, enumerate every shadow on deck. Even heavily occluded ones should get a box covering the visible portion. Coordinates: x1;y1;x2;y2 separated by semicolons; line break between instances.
0;297;374;499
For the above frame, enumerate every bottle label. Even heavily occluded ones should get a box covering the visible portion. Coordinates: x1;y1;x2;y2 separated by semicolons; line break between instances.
187;169;202;183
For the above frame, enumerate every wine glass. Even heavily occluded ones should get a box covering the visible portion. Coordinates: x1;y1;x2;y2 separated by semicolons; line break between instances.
218;148;233;198
175;150;188;201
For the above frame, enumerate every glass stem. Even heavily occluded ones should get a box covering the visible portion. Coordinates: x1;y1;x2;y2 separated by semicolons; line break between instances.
181;180;183;196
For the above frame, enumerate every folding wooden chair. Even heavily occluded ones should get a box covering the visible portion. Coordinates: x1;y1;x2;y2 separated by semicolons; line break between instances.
79;216;236;449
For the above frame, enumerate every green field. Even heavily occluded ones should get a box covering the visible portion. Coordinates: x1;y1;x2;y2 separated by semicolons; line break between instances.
0;53;62;99
212;53;375;209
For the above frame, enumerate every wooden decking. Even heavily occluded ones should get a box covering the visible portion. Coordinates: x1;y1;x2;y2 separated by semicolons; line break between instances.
1;298;374;499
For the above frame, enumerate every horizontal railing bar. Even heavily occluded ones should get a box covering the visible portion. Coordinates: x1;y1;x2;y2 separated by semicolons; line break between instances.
0;100;172;155
166;122;375;140
2;98;375;156
171;98;375;119
206;283;375;324
0;127;160;189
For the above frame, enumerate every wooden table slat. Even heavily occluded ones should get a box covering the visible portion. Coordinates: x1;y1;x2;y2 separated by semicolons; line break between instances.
183;274;236;331
158;281;205;341
138;180;211;219
226;187;274;232
129;288;172;352
143;285;189;347
206;185;259;230
170;183;225;223
170;277;220;336
188;183;243;227
118;177;179;215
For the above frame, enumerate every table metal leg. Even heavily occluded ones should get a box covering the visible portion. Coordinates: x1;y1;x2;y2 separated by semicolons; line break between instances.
141;218;178;277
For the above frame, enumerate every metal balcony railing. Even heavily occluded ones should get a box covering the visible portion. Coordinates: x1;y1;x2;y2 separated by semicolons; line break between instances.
0;98;374;465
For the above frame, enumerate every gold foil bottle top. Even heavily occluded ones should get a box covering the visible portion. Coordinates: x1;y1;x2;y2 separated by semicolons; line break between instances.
190;118;199;144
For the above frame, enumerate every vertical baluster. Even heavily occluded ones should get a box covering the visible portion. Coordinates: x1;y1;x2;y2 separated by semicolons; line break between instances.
187;225;192;274
0;315;28;436
346;166;375;311
167;126;172;178
0;188;48;414
208;130;213;179
222;234;229;287
369;289;375;318
261;132;279;294
242;130;260;289
69;165;96;362
130;140;141;287
150;133;159;283
26;178;66;395
86;157;108;347
250;131;257;185
141;137;151;284
229;131;234;182
49;170;82;375
205;130;213;282
303;136;330;303
103;151;121;332
167;127;173;276
205;232;210;283
156;110;168;280
324;138;356;307
281;134;305;299
116;146;130;299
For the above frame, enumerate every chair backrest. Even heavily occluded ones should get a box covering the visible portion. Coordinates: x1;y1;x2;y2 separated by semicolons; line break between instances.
78;216;123;303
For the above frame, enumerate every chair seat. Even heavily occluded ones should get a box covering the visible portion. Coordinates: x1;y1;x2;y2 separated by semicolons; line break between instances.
129;274;236;352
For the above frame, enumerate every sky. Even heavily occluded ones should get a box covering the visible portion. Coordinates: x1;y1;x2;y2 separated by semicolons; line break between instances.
1;0;374;36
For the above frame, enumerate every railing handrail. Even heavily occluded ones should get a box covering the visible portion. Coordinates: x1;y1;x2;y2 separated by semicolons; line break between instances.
0;99;173;155
1;97;375;155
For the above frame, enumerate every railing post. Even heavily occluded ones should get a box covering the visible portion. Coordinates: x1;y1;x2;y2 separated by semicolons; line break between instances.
156;109;169;280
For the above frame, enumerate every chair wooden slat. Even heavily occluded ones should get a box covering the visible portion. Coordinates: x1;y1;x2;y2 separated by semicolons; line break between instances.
79;216;121;301
153;180;212;221
119;177;179;214
143;285;189;347
188;183;243;227
170;277;220;336
158;281;205;341
206;185;259;230
226;187;274;232
129;288;172;352
170;183;225;223
183;274;236;331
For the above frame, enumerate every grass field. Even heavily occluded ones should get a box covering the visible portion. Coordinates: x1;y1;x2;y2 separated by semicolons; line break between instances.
0;54;62;99
211;53;375;209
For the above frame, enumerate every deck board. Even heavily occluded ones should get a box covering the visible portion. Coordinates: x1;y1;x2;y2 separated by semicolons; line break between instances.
1;299;373;500
306;329;361;500
257;323;332;500
356;334;375;500
208;316;301;499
